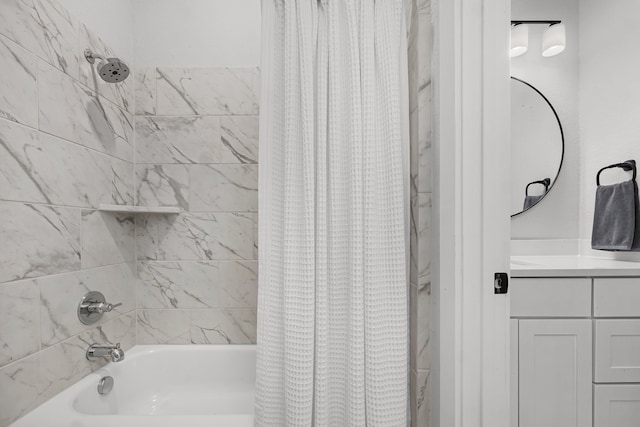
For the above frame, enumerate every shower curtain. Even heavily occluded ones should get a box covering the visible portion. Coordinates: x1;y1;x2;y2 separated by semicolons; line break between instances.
256;1;409;425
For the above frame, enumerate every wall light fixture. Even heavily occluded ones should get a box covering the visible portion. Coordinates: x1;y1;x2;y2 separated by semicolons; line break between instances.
510;20;565;58
510;24;529;57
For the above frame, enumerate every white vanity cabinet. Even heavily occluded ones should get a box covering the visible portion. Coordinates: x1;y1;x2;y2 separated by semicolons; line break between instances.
510;278;593;427
510;271;640;427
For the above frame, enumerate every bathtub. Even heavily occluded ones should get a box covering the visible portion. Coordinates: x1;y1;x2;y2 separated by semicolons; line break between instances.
11;345;256;427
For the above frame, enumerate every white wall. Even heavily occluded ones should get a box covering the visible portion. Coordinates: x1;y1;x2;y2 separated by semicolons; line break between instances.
510;0;580;240
132;0;261;67
578;0;640;259
60;0;134;60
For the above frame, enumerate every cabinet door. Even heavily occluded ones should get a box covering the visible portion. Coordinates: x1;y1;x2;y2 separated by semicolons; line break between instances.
594;385;640;427
519;319;592;427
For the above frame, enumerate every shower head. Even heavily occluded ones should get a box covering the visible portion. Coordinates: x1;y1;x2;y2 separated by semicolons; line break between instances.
84;49;130;83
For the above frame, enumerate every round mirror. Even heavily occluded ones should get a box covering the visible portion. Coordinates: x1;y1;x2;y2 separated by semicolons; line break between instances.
511;77;564;217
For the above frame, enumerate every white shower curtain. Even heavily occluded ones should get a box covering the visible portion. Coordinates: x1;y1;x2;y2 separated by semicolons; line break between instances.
256;1;409;426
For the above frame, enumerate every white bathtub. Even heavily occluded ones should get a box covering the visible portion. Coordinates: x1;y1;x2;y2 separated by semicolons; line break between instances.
11;345;256;427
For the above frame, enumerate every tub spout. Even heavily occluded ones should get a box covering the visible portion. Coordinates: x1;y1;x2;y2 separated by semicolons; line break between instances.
86;343;125;362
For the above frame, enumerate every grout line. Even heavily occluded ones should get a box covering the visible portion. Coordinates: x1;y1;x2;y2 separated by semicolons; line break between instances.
138;308;256;311
0;200;99;211
37;128;134;163
36;56;40;132
132;64;139;346
154;67;158;115
137;260;258;263
511;316;593;320
134;217;139;345
0;261;136;287
0;113;135;164
0;112;34;132
0;119;136;179
0;199;258;215
36;277;42;354
134;162;258;166
135;113;260;118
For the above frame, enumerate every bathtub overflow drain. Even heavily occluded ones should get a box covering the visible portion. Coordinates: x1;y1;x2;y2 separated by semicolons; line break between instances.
98;376;114;395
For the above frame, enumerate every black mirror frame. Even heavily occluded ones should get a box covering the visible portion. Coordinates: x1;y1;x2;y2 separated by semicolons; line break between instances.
511;76;565;218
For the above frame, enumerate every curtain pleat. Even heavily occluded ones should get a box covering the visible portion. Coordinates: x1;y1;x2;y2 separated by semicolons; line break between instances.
256;1;408;425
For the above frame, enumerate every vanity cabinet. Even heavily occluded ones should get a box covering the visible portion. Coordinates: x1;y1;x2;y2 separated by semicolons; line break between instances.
510;277;593;427
511;275;640;427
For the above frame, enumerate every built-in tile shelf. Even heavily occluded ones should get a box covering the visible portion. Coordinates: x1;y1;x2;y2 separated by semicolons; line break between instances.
98;204;182;214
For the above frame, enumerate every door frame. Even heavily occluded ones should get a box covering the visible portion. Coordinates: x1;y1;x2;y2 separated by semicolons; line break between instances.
431;0;511;426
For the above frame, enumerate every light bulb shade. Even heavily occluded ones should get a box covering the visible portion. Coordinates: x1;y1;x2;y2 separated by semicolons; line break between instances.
510;24;529;57
542;23;566;57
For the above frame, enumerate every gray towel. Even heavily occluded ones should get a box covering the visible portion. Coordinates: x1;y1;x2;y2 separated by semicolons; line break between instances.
523;195;544;211
523;178;551;211
591;179;640;251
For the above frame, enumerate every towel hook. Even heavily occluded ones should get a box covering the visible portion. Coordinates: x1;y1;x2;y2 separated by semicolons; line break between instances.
596;160;636;186
525;178;551;196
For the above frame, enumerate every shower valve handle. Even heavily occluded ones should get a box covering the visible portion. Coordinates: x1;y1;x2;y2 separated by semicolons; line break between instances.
87;301;122;314
78;291;123;325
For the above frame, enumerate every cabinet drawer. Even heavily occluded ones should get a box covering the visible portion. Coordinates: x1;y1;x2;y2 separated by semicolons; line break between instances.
595;320;640;383
594;384;640;427
511;278;591;317
594;278;640;317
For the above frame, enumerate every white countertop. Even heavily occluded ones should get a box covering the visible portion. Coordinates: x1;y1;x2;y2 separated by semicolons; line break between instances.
511;256;640;277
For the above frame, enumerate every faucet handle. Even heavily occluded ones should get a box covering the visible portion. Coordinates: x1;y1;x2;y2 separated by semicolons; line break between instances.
103;302;122;312
78;291;123;325
111;343;125;362
87;301;122;314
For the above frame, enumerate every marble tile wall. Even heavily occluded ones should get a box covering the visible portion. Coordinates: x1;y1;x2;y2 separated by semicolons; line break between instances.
0;1;136;425
408;0;432;426
133;66;259;345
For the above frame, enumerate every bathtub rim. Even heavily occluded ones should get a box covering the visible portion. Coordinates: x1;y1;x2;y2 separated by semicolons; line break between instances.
9;344;257;427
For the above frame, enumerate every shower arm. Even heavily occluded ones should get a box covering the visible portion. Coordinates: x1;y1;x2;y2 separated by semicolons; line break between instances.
84;49;105;64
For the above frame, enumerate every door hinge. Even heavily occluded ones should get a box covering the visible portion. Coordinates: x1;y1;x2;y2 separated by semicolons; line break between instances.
494;272;509;294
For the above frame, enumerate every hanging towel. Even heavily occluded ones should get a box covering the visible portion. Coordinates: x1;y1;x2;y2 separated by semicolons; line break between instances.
523;195;543;210
523;178;551;211
591;160;640;251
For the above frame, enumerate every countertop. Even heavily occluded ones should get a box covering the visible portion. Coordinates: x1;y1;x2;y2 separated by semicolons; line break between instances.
510;255;640;277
